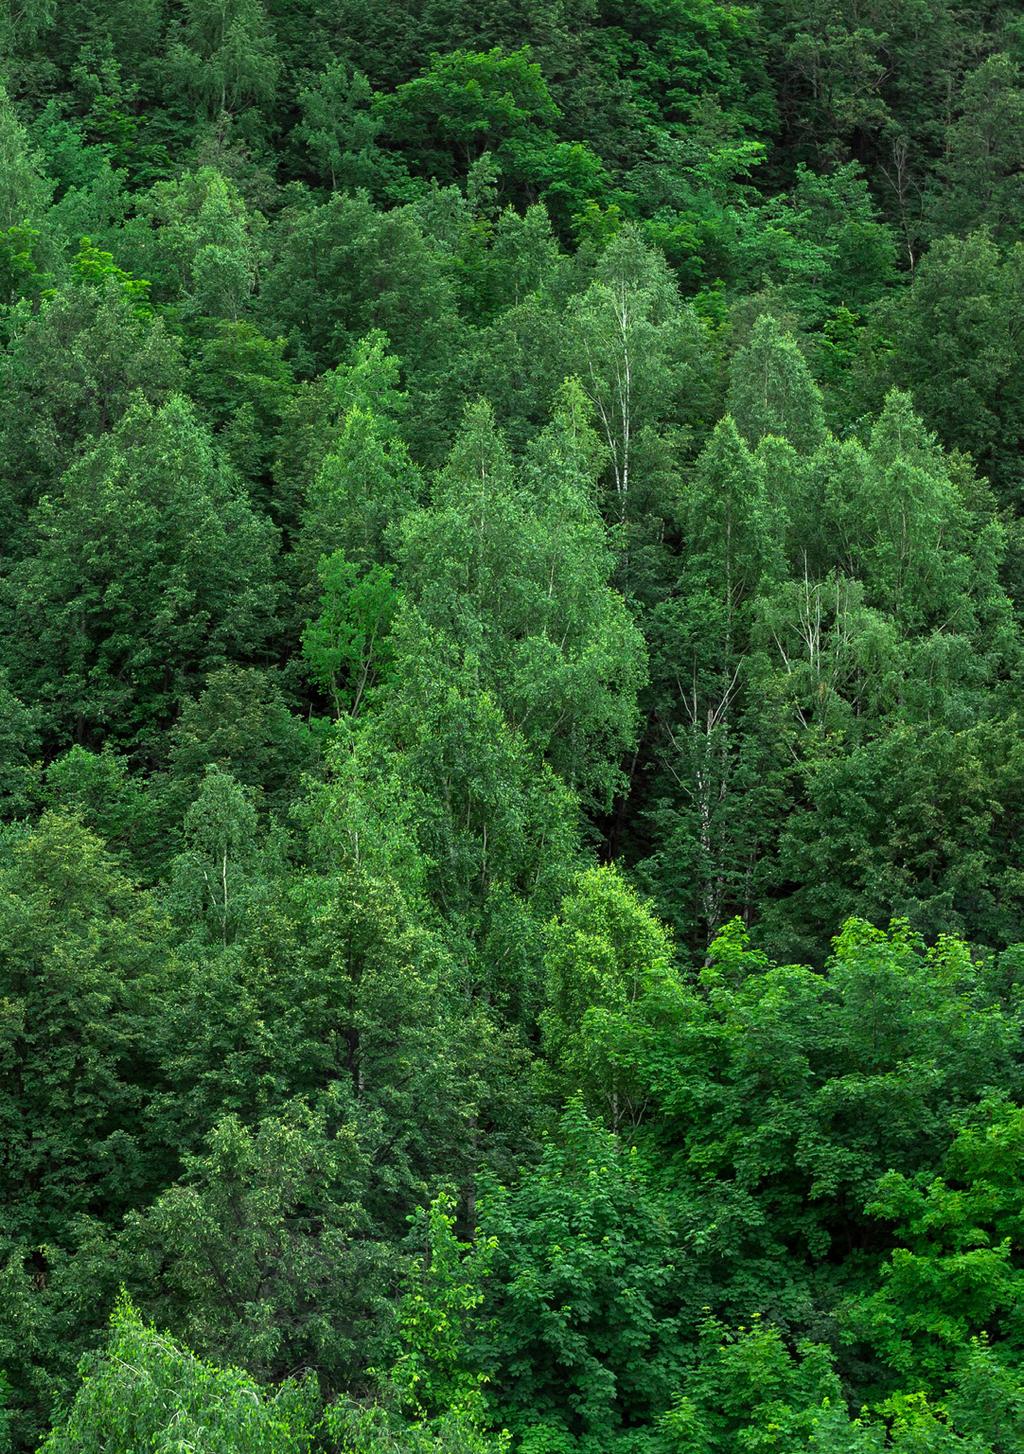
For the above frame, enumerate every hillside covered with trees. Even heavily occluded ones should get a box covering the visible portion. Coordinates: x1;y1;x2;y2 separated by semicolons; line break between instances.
3;1;1024;1449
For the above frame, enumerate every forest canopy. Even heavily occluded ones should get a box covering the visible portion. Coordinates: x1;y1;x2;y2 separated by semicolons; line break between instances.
2;1;1024;1450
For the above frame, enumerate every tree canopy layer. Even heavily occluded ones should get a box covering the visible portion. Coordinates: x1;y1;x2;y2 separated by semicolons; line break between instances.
2;3;1024;1450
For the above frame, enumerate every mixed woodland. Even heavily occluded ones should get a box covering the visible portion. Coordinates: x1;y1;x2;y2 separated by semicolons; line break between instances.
3;0;1024;1448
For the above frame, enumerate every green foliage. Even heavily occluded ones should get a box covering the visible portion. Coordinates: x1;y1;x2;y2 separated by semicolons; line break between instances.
728;314;825;454
569;225;710;533
658;1318;1000;1452
166;665;314;813
480;1101;682;1445
70;236;152;315
295;63;388;193
6;5;1024;1453
608;914;1023;1346
188;319;295;503
43;745;156;863
258;189;460;396
0;83;52;232
326;1191;512;1450
292;331;421;592
846;1098;1024;1391
0;223;50;313
876;233;1024;505
127;1095;386;1390
396;395;646;808
541;865;677;1128
658;1316;849;1453
126;166;267;319
933;55;1024;243
3;393;278;752
380;48;560;188
322;634;584;1023
0;277;182;541
389;1192;497;1427
302;555;399;718
40;1297;318;1454
166;0;280;122
0;673;40;819
0;812;167;1243
168;765;272;942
